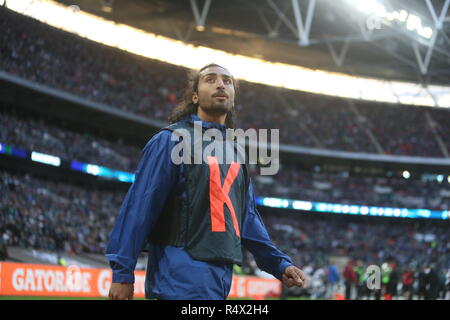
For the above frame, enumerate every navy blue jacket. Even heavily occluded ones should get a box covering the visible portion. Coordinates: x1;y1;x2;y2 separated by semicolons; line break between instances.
105;114;293;299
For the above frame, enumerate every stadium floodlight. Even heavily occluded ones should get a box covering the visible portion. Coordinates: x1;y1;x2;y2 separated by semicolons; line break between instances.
354;0;386;17
448;175;450;183
345;0;433;39
406;14;433;38
402;170;411;179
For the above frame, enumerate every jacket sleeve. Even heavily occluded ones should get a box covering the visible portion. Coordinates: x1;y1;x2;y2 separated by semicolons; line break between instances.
105;130;179;283
241;178;293;281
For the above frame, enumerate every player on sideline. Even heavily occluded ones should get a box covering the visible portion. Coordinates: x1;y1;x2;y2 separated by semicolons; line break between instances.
106;63;308;300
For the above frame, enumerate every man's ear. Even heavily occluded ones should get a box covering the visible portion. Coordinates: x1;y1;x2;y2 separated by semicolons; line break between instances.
192;92;199;104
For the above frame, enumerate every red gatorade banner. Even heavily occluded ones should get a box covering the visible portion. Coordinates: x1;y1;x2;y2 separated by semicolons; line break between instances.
0;262;146;298
0;262;281;298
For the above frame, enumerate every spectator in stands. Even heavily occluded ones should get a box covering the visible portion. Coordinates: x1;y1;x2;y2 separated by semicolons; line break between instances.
402;265;415;300
386;262;399;300
417;266;428;299
325;261;340;299
0;236;8;260
424;265;440;300
343;260;357;299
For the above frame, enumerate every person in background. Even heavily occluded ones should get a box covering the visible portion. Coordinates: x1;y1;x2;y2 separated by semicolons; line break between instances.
424;264;439;300
417;265;427;300
386;262;399;300
343;259;357;300
402;265;414;300
445;268;450;300
437;268;447;299
354;260;366;299
0;236;8;261
326;261;340;300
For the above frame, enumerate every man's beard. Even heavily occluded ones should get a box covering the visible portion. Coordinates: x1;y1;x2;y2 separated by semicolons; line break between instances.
199;102;232;115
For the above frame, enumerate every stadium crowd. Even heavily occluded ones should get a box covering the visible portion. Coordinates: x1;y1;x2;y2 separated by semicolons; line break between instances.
0;105;141;172
0;170;119;254
1;169;448;299
2;105;449;210
262;213;450;300
2;102;449;211
2;7;450;158
252;164;450;211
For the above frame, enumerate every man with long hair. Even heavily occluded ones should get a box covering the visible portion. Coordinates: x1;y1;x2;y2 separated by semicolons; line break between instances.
106;63;308;300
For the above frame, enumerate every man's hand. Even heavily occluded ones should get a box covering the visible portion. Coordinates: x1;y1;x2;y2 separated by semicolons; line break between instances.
282;266;308;288
108;283;134;300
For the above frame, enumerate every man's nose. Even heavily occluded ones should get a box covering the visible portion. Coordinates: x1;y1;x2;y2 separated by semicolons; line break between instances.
216;78;225;89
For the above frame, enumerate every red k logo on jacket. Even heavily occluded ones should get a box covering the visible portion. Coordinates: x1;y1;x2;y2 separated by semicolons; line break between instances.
208;156;241;237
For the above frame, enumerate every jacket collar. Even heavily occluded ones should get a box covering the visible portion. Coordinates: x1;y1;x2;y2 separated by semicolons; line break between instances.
186;114;228;132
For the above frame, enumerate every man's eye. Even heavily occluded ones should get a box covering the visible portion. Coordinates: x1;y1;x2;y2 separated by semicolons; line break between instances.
224;79;232;84
206;78;214;83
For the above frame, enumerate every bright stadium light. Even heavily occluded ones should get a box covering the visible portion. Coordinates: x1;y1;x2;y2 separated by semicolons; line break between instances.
292;201;313;211
346;0;433;39
31;152;61;167
86;164;100;176
263;198;283;208
350;206;359;214
360;206;369;215
406;14;421;31
402;170;411;179
5;0;450;108
333;204;343;213
448;175;450;183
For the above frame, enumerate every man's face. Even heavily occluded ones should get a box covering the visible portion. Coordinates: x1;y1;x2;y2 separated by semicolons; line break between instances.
192;66;235;115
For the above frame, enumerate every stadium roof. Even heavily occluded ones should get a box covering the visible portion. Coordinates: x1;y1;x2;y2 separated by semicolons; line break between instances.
51;0;450;86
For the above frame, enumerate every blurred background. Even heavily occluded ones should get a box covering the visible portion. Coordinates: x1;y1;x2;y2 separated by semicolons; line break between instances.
0;0;449;300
